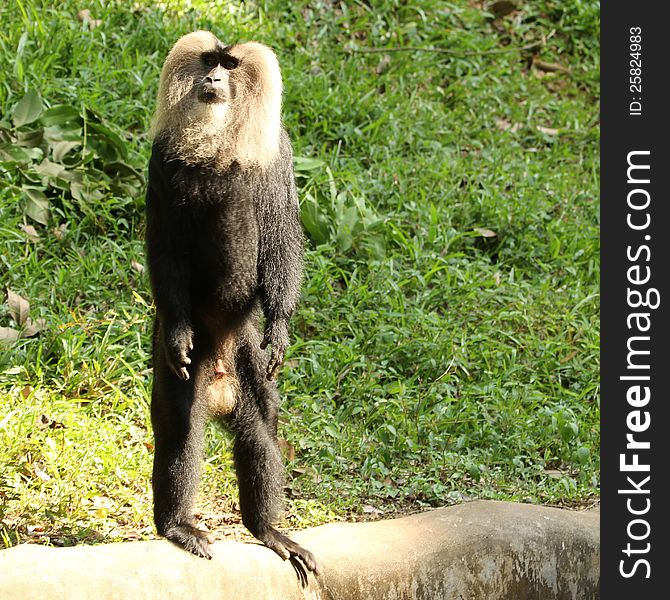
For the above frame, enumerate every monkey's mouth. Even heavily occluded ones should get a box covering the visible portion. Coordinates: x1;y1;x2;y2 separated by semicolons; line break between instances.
198;87;227;104
198;79;228;104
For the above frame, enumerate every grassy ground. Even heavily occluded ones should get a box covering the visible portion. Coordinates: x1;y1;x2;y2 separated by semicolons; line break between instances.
0;0;599;548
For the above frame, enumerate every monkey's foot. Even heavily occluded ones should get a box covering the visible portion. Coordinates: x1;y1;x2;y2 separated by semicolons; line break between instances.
261;528;320;574
165;523;213;560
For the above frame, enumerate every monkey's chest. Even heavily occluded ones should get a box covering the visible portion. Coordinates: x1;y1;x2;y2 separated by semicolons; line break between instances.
174;167;261;306
189;204;259;302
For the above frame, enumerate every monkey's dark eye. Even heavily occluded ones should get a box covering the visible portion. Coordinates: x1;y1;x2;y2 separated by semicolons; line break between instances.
221;56;239;70
202;53;218;68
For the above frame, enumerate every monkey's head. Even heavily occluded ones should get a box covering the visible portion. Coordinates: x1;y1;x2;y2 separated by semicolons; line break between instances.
151;31;283;171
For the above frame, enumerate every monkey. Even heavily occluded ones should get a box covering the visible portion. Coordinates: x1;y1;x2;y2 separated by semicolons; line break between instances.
144;31;318;574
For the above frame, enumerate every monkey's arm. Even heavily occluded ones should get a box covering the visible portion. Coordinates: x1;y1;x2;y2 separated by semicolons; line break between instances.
257;143;304;380
145;145;194;380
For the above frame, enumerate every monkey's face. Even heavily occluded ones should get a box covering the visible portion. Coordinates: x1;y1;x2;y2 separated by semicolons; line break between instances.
196;50;239;105
152;31;283;169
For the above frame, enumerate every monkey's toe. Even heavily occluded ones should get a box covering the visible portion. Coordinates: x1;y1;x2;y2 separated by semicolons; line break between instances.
165;523;213;560
262;528;320;574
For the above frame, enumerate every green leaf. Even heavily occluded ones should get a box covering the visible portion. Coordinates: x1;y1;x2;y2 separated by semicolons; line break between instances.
300;194;330;245
87;121;128;159
51;140;80;162
44;125;82;143
15;129;44;148
22;186;50;225
559;421;579;443
336;205;359;252
324;424;338;438
12;89;43;127
293;156;325;172
70;178;104;203
0;142;32;165
41;105;82;127
14;32;29;82
575;447;590;465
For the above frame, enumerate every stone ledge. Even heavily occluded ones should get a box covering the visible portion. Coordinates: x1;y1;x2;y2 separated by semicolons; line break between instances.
0;501;599;599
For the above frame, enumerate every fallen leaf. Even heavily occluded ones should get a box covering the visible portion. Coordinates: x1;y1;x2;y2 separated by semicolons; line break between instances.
21;317;45;338
131;260;144;274
537;125;559;136
7;289;30;327
561;350;578;363
53;224;68;240
91;495;114;510
362;505;384;515
375;55;391;75
495;119;522;133
77;9;103;28
36;414;51;429
34;464;51;482
532;57;571;74
35;414;64;430
278;438;295;462
488;0;516;19
545;469;563;478
26;524;46;536
19;223;40;241
0;327;20;342
474;227;498;238
21;385;34;399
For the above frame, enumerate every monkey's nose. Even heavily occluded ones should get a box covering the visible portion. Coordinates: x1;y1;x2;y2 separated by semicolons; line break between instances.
204;75;225;89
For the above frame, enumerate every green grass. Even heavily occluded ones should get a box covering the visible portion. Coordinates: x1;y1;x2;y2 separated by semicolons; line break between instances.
0;0;599;547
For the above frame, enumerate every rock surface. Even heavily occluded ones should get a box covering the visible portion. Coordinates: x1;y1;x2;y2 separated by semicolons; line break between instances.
0;500;599;600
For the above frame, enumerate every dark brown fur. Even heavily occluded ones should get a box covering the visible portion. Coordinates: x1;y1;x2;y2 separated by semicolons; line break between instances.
145;32;318;573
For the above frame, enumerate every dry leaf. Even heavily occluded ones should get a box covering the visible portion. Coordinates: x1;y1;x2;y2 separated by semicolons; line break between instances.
36;414;65;431
53;224;68;240
34;464;51;482
532;58;571;74
7;289;30;327
278;438;295;462
26;524;46;536
0;327;20;342
536;125;559;136
561;350;578;363
19;223;40;241
375;55;391;75
21;385;34;400
131;260;145;274
474;227;498;238
495;119;521;133
36;414;52;429
21;317;45;338
362;505;384;515
488;0;516;19
77;9;103;28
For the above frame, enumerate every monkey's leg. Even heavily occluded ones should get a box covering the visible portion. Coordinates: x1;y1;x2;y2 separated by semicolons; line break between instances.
230;339;320;574
151;348;211;559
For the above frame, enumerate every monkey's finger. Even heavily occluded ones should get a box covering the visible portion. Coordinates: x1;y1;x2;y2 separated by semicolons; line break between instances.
266;351;284;380
168;360;190;380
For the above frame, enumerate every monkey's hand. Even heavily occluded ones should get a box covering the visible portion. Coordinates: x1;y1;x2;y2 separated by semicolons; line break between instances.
164;322;194;381
260;320;289;381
